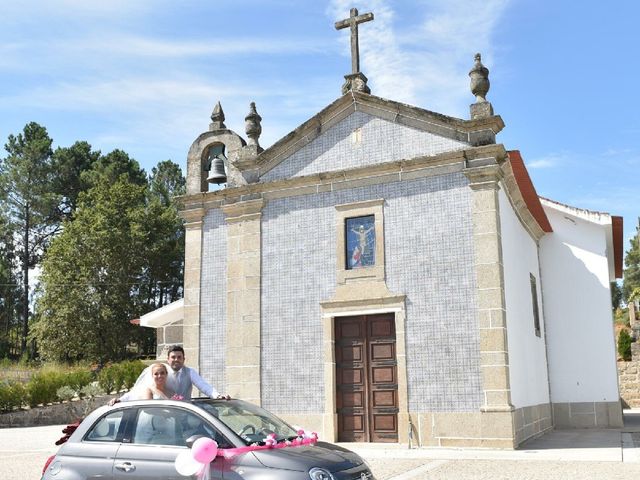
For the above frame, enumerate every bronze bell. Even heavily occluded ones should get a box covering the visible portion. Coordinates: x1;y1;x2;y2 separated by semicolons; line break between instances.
207;156;227;184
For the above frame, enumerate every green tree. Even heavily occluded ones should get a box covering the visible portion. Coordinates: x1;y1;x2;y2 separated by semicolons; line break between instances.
82;149;147;189
611;282;623;311
0;211;20;357
149;160;186;206
51;141;100;219
0;123;58;355
624;222;640;301
32;176;148;362
125;161;186;356
618;329;633;361
139;161;185;309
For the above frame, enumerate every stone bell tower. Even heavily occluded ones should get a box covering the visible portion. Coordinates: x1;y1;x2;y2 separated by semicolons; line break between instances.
180;101;264;375
185;101;263;195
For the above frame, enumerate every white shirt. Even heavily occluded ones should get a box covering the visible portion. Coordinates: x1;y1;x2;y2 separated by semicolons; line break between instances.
175;366;219;398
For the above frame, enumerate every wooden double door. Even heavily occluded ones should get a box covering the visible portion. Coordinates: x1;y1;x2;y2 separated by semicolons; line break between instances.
335;313;398;442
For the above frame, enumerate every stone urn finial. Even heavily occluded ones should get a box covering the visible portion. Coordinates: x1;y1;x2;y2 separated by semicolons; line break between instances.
244;102;262;147
469;53;490;103
210;101;226;130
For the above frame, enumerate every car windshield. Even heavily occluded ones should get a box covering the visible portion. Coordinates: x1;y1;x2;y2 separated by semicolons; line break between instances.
196;399;299;446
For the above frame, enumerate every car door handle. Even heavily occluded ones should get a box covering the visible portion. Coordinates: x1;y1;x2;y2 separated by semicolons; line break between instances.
115;462;136;473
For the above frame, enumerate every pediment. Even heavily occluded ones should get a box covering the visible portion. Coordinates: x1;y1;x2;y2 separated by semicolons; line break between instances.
257;91;503;182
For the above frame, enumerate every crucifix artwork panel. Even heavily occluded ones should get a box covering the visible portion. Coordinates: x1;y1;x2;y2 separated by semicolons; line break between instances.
345;215;376;269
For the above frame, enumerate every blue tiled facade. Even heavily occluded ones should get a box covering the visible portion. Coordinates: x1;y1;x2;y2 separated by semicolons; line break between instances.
259;174;481;413
200;209;227;394
199;114;481;414
261;111;467;182
199;178;482;414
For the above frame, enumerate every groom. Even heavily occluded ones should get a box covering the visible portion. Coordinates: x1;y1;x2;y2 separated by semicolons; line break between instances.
110;345;229;404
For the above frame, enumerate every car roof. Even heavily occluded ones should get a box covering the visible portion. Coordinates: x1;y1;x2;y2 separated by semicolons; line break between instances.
65;398;247;446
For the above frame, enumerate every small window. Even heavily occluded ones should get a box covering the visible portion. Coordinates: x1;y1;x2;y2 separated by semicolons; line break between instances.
86;411;125;442
345;215;375;269
530;273;541;337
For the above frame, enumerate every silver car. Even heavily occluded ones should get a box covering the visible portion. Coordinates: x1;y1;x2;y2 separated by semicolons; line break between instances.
41;398;375;480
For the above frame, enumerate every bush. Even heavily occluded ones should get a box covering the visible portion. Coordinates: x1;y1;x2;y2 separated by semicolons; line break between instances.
67;370;94;397
619;329;633;361
80;383;102;399
0;381;25;412
0;360;149;408
56;385;76;402
97;366;117;394
112;364;127;393
26;371;66;407
11;381;26;409
121;360;146;390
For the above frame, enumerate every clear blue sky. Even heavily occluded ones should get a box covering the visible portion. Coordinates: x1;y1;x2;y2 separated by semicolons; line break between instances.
0;0;638;249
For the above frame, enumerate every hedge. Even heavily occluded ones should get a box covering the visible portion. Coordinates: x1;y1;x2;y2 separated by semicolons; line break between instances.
0;381;26;412
0;360;147;413
97;361;146;394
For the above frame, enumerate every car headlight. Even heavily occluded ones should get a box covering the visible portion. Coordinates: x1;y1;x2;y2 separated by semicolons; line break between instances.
309;467;335;480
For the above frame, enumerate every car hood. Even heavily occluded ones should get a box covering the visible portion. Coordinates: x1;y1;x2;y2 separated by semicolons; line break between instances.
251;442;364;472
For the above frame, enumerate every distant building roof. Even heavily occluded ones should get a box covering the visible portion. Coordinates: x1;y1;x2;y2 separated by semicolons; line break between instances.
139;299;184;328
540;197;623;279
507;150;553;233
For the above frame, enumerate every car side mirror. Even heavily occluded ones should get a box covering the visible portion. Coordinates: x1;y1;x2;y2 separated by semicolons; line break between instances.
185;434;206;449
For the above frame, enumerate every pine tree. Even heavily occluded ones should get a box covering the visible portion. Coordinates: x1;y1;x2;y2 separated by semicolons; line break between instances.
623;219;640;301
0;123;57;355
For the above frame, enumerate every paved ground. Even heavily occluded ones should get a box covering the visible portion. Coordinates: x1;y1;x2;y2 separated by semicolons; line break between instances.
1;424;60;480
6;411;640;480
351;411;640;479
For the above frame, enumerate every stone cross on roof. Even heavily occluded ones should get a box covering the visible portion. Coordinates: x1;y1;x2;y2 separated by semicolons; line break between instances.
334;7;374;95
335;7;374;74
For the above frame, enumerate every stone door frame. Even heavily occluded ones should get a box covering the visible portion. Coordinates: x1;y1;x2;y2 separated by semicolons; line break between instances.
335;313;399;443
320;299;408;443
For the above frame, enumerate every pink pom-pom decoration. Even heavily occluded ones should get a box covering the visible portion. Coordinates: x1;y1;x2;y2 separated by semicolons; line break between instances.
297;429;316;439
207;428;320;461
175;451;202;476
192;437;218;464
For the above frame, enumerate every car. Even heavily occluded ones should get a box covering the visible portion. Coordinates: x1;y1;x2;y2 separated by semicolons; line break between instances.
41;398;375;480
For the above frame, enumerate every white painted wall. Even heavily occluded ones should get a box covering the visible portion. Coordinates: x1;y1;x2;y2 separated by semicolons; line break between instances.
539;201;619;402
499;189;550;408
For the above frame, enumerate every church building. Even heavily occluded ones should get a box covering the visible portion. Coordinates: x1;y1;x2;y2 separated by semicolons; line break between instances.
142;9;623;448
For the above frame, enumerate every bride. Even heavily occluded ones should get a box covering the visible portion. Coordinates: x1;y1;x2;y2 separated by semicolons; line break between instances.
134;363;175;400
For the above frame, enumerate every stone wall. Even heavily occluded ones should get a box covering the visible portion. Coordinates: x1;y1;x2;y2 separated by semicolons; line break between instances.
552;401;622;428
618;360;640;407
155;319;183;358
514;403;553;445
0;394;118;428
